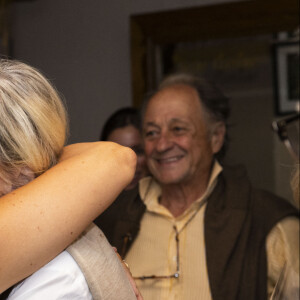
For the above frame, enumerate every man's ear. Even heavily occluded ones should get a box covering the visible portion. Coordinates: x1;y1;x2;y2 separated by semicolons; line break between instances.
211;122;226;154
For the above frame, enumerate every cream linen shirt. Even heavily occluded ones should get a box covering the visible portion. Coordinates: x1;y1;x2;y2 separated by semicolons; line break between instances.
125;162;299;300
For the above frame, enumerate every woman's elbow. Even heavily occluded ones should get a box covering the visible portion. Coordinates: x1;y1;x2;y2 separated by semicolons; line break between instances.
116;143;137;181
103;141;137;183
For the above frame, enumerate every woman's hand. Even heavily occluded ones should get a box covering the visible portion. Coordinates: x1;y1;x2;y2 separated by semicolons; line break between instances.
113;247;144;300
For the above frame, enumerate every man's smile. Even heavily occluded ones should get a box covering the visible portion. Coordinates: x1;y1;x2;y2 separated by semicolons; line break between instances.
153;155;184;164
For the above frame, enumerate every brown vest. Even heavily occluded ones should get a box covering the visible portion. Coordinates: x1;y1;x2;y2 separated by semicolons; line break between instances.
94;165;299;300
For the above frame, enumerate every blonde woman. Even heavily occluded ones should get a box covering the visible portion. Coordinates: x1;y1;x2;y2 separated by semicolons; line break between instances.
0;59;141;299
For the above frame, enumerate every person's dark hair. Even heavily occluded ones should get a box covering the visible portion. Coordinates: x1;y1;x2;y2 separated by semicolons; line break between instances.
142;73;230;160
100;107;141;141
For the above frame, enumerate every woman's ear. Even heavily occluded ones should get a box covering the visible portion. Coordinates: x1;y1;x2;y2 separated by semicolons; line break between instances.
211;122;226;154
0;176;13;196
14;167;35;189
1;167;34;195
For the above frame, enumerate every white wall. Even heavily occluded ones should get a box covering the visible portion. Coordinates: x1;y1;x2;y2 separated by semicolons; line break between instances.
11;0;234;143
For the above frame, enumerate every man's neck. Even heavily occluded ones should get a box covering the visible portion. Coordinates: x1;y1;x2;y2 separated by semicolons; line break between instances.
159;173;210;218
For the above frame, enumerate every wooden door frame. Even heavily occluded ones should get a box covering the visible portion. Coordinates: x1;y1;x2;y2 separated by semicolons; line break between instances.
130;0;299;107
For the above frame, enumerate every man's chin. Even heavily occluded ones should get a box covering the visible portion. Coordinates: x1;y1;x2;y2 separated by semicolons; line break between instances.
152;172;185;186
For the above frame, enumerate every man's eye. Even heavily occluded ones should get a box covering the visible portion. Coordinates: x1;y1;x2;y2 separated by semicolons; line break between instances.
173;127;185;133
145;131;156;137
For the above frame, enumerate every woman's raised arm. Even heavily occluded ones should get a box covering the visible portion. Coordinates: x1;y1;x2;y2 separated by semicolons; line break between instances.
0;141;136;292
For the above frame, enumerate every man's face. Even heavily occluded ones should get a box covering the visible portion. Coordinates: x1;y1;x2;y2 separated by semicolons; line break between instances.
143;84;219;186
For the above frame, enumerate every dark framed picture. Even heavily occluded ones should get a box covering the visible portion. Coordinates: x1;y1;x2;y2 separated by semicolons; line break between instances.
273;41;299;115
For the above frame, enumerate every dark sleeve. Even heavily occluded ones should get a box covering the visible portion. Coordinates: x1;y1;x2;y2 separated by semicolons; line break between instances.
93;190;130;245
93;187;146;257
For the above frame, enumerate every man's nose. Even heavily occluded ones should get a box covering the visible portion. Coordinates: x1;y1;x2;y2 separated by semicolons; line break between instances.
155;131;173;152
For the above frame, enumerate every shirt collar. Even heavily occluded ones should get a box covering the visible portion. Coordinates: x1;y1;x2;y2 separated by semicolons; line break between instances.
139;161;223;210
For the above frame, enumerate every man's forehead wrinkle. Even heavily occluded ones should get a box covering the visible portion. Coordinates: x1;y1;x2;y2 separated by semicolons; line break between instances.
144;117;190;128
144;121;159;127
170;118;189;124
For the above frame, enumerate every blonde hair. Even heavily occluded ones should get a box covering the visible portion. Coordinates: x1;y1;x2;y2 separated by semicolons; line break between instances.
0;59;68;189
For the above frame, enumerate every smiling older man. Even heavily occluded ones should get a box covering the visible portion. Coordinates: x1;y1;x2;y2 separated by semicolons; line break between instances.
95;73;299;300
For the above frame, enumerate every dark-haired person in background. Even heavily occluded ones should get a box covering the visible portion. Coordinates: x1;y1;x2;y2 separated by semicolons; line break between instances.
94;107;148;245
100;107;147;190
96;73;299;300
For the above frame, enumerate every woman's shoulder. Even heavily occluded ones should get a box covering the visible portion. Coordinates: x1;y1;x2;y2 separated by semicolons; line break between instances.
8;251;92;300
